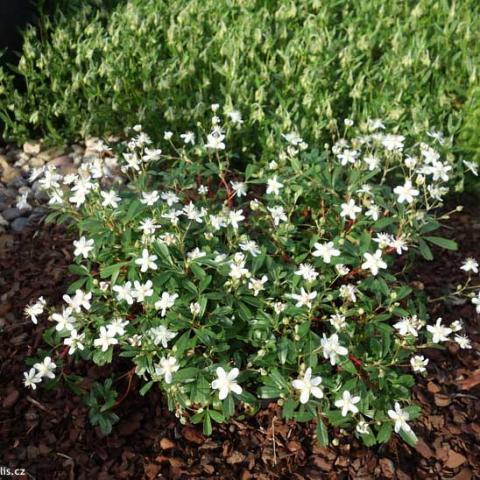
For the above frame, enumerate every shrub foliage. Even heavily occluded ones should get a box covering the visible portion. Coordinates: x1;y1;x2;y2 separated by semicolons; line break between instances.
1;0;479;159
23;113;472;445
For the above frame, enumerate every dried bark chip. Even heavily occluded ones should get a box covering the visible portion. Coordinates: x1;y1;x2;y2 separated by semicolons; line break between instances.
427;381;442;394
159;438;176;450
287;440;302;452
2;388;20;408
379;458;395;479
434;393;452;407
311;455;333;472
181;426;204;444
415;439;434;459
144;462;162;480
453;467;473;480
226;450;246;465
445;450;467;469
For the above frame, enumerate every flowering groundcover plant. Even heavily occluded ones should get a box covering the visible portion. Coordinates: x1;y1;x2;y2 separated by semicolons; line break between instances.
23;111;473;446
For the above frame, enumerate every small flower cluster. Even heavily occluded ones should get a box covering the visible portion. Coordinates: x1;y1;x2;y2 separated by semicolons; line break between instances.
24;111;469;445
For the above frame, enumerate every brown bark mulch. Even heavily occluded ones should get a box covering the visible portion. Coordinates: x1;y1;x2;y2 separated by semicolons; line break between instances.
0;197;479;480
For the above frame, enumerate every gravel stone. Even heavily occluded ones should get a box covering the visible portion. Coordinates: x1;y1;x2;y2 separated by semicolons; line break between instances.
2;208;23;221
11;217;30;233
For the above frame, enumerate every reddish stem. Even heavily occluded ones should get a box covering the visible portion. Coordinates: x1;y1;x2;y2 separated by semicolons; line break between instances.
113;367;136;408
219;175;234;208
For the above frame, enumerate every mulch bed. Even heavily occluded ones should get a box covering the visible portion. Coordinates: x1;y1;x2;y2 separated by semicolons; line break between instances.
0;196;479;480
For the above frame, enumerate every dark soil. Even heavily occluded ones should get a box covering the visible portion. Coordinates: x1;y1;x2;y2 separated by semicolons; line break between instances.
0;196;479;480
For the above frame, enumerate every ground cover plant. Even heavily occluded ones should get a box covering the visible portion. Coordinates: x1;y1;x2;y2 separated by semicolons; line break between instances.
1;0;479;163
21;110;475;449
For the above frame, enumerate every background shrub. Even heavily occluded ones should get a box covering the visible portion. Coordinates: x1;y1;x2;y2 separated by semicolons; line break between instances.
1;0;479;163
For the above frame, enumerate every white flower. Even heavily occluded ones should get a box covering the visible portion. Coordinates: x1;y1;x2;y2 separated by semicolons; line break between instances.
228;209;245;230
227;110;243;124
340;199;361;220
368;118;385;131
164;131;173;140
190;302;201;316
73;236;94;259
472;291;480;313
268;206;287;226
266;176;284;196
155;356;179;384
312;241;341;263
410;355;429;373
33;356;56;379
426;318;452;343
143;148;162;162
390;237;408;255
394;317;419;337
364;155;380;170
321;333;348;365
239;240;260;257
94;326;119;352
64;329;85;354
211;367;242;400
455;335;472;349
295;263;319;282
133;280;154;302
135;248;158;272
101;190;121;208
149;325;177;347
461;258;478;274
51;307;76;332
388;402;415;438
335;390;360;417
337;149;359;166
155;292;178;317
188;248;206;260
463;160;478;176
107;318;128;336
329;314;347;331
344;118;354;127
184;202;205;222
335;264;350;276
206;131;225;150
180;131;195;145
361;250;387;276
63;289;91;313
231;181;247;197
394;180;419;204
16;190;31;210
141;191;160;206
273;302;287;314
290;288;317;309
24;297;46;324
450;320;463;332
113;282;135;305
291;368;323;404
339;284;357;303
23;368;42;389
374;232;393;248
381;134;405;151
161;191;180;206
139;218;159;235
366;205;380;221
248;275;268;296
356;419;370;435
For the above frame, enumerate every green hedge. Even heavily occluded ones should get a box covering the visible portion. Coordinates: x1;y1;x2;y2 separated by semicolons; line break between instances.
1;0;479;160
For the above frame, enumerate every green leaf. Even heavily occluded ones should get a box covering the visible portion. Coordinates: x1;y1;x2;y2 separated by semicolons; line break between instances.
316;419;329;446
418;239;433;260
203;412;213;436
139;381;154;396
376;422;393;444
425;236;458;251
